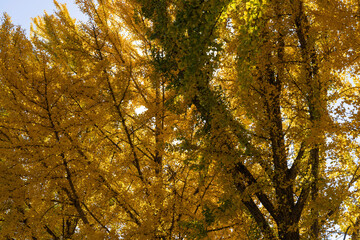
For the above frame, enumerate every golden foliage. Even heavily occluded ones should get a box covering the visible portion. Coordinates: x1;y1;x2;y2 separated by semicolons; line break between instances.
1;0;360;239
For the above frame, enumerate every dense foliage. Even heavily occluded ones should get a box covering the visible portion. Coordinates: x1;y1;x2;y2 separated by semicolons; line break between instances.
1;0;360;239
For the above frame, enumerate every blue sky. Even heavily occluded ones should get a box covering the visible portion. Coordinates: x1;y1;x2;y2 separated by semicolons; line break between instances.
0;0;86;33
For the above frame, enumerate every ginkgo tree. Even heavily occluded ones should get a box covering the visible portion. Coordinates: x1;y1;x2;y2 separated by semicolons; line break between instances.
1;0;360;239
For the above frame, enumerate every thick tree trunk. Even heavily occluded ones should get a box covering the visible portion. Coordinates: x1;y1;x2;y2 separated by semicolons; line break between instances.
279;231;300;240
276;209;300;240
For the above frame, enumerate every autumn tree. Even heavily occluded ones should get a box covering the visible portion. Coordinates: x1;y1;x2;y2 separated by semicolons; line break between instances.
0;1;229;238
133;0;360;239
1;0;360;239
